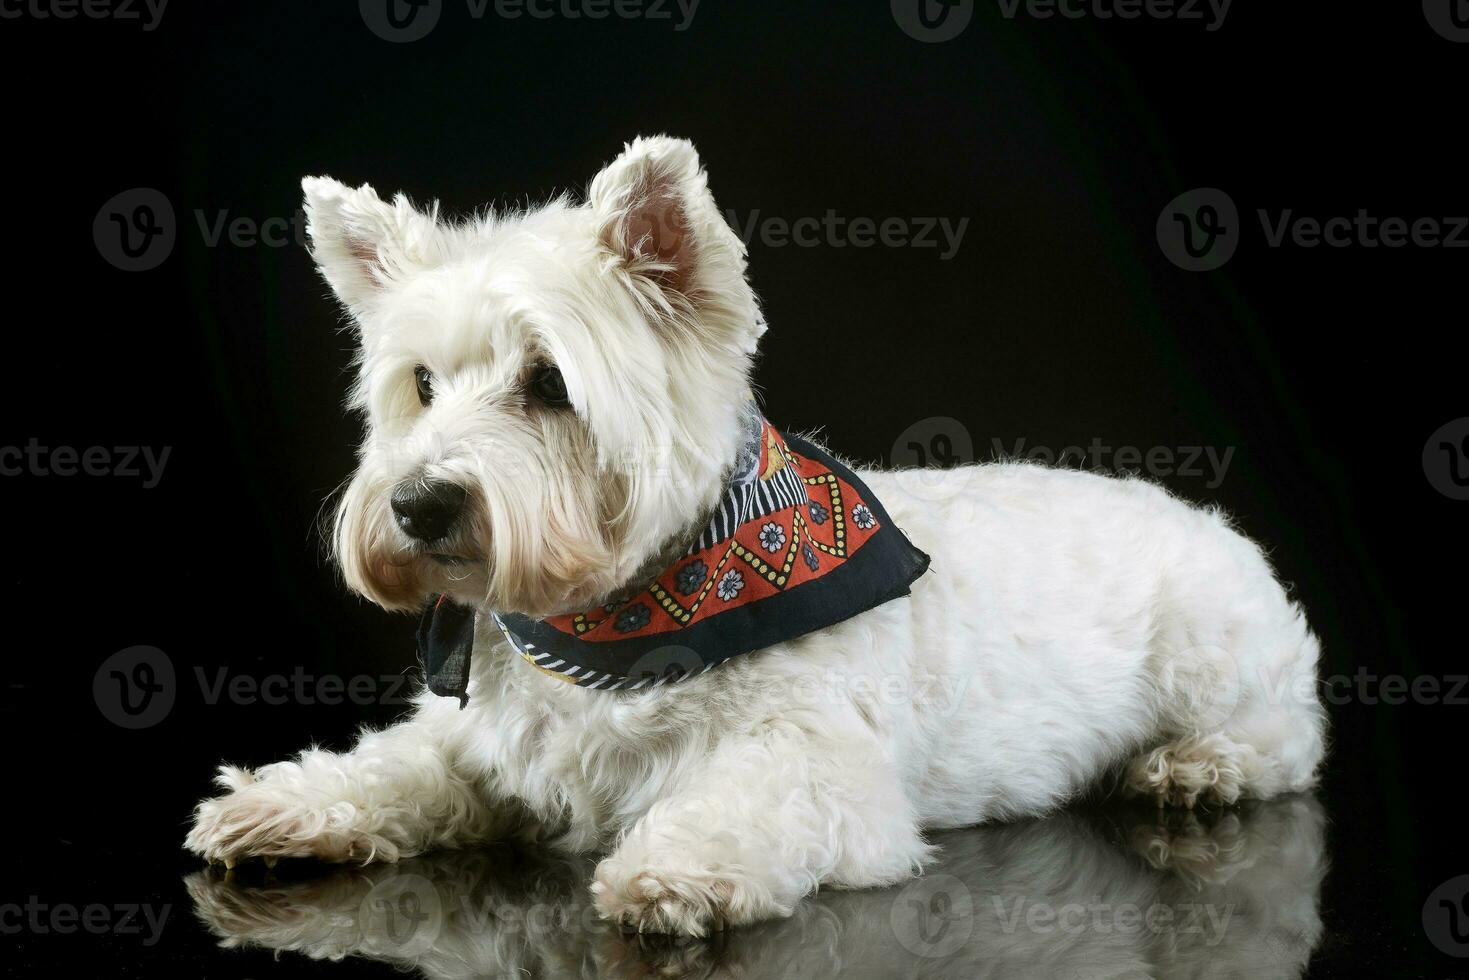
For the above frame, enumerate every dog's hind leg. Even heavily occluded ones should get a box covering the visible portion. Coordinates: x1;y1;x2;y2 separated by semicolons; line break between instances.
1125;525;1327;809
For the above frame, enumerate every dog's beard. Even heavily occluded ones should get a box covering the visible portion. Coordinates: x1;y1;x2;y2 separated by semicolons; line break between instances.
332;442;640;618
332;361;747;620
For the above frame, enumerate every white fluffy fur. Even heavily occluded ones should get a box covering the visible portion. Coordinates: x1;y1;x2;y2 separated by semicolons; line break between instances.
187;136;1327;937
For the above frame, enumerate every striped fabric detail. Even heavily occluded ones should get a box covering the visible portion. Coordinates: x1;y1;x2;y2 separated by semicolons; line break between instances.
492;611;720;690
688;456;809;554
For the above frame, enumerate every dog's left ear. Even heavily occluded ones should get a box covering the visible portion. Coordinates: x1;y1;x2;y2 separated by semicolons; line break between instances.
589;136;764;351
301;176;445;326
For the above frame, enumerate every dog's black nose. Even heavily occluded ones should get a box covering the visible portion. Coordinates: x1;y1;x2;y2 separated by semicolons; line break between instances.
391;479;467;543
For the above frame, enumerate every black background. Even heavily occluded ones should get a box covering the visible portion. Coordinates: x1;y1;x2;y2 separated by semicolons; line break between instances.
2;1;1465;975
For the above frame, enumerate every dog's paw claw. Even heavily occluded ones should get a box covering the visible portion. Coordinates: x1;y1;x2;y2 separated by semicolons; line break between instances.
592;864;749;938
187;780;399;867
1125;738;1241;811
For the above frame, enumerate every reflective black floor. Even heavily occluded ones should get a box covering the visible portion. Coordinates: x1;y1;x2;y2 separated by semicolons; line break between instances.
178;798;1330;979
11;787;1449;978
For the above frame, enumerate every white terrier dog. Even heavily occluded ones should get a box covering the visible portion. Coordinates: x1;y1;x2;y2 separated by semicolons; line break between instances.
186;136;1327;937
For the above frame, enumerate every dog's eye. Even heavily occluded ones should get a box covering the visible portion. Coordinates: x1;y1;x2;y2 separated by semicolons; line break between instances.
529;364;569;408
414;365;434;407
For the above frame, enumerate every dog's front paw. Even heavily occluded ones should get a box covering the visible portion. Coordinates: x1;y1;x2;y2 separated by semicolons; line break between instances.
185;765;398;867
591;856;777;937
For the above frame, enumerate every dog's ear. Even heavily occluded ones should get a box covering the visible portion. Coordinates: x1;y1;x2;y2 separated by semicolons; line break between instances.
588;136;764;351
301;176;444;323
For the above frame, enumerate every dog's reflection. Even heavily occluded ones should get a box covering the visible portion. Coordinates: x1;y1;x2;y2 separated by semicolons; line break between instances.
186;795;1325;979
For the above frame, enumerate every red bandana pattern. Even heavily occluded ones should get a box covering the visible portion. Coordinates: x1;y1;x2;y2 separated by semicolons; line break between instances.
421;413;930;700
546;419;884;645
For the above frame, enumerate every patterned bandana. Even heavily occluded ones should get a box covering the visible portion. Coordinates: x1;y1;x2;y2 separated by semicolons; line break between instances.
417;409;931;704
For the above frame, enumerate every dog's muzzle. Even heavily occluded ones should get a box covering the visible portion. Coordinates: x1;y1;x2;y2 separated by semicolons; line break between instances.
391;479;467;543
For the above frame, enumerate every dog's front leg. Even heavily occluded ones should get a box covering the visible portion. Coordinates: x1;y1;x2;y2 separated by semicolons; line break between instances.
185;704;516;866
590;719;933;936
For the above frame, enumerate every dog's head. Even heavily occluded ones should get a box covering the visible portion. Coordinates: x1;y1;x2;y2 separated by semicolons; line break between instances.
305;137;763;617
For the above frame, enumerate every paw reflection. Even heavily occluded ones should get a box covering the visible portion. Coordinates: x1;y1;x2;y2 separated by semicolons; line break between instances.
186;796;1326;978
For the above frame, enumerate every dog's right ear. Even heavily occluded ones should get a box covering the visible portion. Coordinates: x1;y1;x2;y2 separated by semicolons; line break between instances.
588;136;765;355
301;176;444;324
